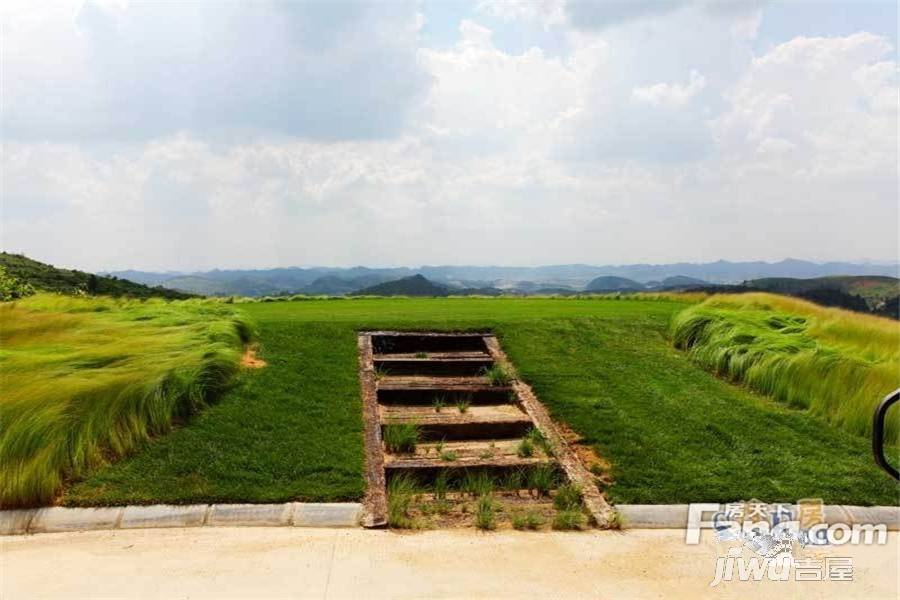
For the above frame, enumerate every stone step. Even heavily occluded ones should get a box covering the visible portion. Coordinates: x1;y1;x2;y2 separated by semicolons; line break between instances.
384;439;551;468
377;375;503;388
380;404;532;440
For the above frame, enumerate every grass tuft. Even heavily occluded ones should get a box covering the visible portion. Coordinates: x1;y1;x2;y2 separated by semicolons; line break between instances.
383;423;419;454
553;484;582;511
525;428;553;456
387;474;418;528
462;470;494;497
474;494;497;530
607;510;623;530
552;509;586;530
434;470;449;500
483;364;514;386
501;468;526;491
517;437;535;458
527;465;557;497
512;510;545;530
479;442;497;460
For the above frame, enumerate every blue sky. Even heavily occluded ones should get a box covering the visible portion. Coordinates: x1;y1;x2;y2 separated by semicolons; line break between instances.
2;1;897;270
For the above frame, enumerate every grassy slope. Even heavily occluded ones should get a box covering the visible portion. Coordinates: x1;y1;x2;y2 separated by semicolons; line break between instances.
0;295;253;507
66;298;897;507
672;293;900;439
0;252;194;300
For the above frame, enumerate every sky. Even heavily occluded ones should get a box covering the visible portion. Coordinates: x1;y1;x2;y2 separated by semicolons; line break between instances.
1;0;897;272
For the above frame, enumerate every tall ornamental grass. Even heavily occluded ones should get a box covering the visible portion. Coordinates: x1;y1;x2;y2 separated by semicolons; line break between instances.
672;293;899;440
0;294;255;507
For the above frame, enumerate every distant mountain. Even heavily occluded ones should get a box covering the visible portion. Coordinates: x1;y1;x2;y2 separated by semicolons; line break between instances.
587;259;898;284
104;259;899;297
162;276;231;296
352;274;451;296
303;274;397;295
0;253;193;300
532;287;579;296
585;276;643;292
301;275;359;295
653;275;709;289
108;267;410;296
102;269;181;287
351;274;504;297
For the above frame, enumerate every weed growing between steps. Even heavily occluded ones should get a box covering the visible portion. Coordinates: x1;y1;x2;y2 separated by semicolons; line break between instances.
383;424;419;454
483;364;514;386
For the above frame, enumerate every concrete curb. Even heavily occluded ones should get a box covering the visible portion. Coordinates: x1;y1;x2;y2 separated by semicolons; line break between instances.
1;503;363;536
29;506;123;534
2;503;895;535
207;503;293;527
0;509;37;535
120;505;208;530
294;503;363;527
617;504;899;531
616;504;689;528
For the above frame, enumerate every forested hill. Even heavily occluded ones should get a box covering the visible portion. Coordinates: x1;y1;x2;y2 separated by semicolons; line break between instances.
0;253;194;300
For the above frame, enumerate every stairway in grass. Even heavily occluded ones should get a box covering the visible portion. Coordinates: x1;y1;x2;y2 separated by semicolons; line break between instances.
358;331;612;530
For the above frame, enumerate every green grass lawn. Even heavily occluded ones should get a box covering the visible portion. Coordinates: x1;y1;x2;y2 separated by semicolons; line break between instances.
64;297;898;507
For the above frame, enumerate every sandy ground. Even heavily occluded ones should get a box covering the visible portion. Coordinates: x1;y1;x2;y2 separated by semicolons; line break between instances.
2;527;897;599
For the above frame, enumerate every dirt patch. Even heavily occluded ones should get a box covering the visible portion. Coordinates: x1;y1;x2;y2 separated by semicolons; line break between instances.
241;345;267;369
557;422;614;488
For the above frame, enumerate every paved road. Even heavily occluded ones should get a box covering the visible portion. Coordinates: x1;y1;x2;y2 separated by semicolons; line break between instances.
2;528;897;599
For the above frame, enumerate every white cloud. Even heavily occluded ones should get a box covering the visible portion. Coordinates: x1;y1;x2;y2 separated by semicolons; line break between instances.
1;1;429;141
713;33;898;177
476;0;566;28
1;4;897;271
417;20;597;157
632;70;707;107
565;0;763;30
552;3;765;163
